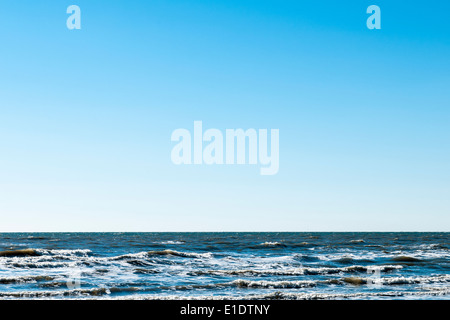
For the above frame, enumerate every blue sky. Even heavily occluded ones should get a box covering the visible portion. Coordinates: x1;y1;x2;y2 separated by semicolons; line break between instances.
0;1;449;231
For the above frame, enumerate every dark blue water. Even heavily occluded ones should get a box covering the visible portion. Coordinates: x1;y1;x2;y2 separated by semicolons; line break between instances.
0;233;448;299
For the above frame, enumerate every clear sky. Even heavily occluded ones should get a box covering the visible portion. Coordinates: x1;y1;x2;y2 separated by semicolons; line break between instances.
0;1;449;231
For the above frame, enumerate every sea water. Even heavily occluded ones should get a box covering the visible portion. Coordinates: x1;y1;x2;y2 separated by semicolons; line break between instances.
0;232;448;299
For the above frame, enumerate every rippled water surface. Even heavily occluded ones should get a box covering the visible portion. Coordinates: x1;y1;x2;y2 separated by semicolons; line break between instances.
0;233;448;299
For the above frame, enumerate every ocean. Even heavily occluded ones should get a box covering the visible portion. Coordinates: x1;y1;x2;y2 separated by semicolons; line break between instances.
0;232;448;300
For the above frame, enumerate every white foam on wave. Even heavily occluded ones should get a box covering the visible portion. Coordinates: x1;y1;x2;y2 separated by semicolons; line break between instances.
35;249;92;256
349;240;365;243
147;249;213;259
379;274;450;285
191;264;403;276
231;279;317;288
112;250;213;260
259;242;283;246
155;241;185;245
111;252;150;260
95;288;450;300
0;287;111;299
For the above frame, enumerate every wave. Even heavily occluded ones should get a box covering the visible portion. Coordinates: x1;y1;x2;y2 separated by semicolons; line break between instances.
390;256;423;262
0;249;39;257
133;268;159;275
1;273;448;299
342;274;450;286
0;249;93;259
332;257;374;264
189;269;305;276
111;249;212;260
155;241;185;245
163;279;321;290
258;242;285;247
292;242;312;247
110;252;149;260
0;275;55;285
377;274;450;285
93;288;450;300
198;275;449;289
250;242;316;249
349;240;365;243
2;284;449;300
242;289;450;300
10;261;77;269
189;265;402;276
0;287;111;298
22;236;50;240
17;273;445;296
37;249;92;256
32;249;93;260
231;279;317;288
146;250;212;259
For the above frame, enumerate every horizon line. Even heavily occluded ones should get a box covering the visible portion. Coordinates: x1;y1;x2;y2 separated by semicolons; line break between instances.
0;230;448;233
